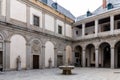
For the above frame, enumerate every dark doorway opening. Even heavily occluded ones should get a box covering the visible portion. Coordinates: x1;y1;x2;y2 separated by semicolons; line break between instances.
33;55;39;69
57;55;63;67
103;46;110;68
117;46;120;67
0;51;3;71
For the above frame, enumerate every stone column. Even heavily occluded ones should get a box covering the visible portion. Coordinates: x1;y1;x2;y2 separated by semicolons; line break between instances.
4;40;11;71
111;47;115;69
26;4;30;27
82;49;86;67
82;23;85;37
41;45;45;68
54;48;57;68
26;43;31;69
6;0;10;22
95;48;99;68
110;15;114;34
95;20;98;37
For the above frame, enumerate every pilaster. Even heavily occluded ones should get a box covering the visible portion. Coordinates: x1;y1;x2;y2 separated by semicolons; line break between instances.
26;4;30;27
26;43;31;69
41;45;45;68
6;0;10;22
4;40;11;71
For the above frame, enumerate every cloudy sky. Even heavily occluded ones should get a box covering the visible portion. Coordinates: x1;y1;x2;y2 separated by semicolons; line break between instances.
53;0;102;17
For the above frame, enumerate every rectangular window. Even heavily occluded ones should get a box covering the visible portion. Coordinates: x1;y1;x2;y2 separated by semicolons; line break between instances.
102;24;110;31
76;30;78;35
117;21;120;29
33;15;39;27
58;25;62;34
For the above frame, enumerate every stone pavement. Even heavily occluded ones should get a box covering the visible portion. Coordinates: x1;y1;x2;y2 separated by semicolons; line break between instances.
0;68;120;80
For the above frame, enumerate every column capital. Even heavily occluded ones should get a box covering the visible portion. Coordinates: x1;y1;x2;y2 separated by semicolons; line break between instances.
111;46;115;49
4;40;11;43
26;43;31;46
54;48;57;50
42;45;45;48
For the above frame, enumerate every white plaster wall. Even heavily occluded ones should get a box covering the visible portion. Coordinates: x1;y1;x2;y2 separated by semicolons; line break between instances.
66;24;72;37
45;14;54;32
30;7;42;28
1;0;6;16
66;46;72;64
10;0;26;22
10;35;26;69
56;19;64;35
45;41;54;67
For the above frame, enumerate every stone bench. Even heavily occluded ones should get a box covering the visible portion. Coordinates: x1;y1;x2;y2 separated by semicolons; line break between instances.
59;66;74;75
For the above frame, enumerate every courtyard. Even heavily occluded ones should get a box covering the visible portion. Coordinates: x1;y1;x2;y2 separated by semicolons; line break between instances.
0;68;120;80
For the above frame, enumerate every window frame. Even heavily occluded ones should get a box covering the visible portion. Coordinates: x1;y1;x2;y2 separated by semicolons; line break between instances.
33;15;40;27
58;25;62;34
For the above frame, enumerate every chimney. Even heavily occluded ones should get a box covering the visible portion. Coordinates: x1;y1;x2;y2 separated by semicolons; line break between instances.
103;0;107;8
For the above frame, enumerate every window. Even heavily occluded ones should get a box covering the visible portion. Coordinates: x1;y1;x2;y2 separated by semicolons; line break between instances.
76;30;78;35
102;24;110;31
117;21;120;29
58;25;62;34
107;3;113;10
33;15;39;27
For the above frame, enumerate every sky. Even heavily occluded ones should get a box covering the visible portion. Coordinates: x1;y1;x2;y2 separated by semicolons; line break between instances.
53;0;102;17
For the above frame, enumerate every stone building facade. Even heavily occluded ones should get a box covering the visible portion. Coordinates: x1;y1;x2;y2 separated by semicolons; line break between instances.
0;0;120;71
73;0;120;69
0;0;74;71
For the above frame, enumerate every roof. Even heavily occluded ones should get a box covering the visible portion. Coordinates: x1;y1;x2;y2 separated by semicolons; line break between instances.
76;0;120;22
39;0;75;20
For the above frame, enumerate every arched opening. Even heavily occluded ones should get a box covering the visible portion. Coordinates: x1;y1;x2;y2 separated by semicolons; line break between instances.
31;40;41;69
99;42;111;68
74;46;82;67
115;41;120;68
66;46;72;65
45;41;54;68
10;35;26;69
86;44;95;67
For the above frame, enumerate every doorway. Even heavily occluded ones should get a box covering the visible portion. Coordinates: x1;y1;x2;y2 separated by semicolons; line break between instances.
33;55;39;69
57;55;63;67
0;51;3;65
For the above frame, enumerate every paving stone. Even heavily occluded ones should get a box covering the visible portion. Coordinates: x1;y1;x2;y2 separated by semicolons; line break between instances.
0;68;120;80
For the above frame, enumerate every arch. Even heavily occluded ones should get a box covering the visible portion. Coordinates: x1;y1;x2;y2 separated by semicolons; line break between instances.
8;33;28;42
10;34;26;69
74;45;82;67
114;41;120;68
66;45;72;65
45;41;54;67
85;44;95;67
99;42;111;68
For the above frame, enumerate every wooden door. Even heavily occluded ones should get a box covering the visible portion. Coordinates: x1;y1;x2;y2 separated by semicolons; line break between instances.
57;55;63;67
33;55;39;69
